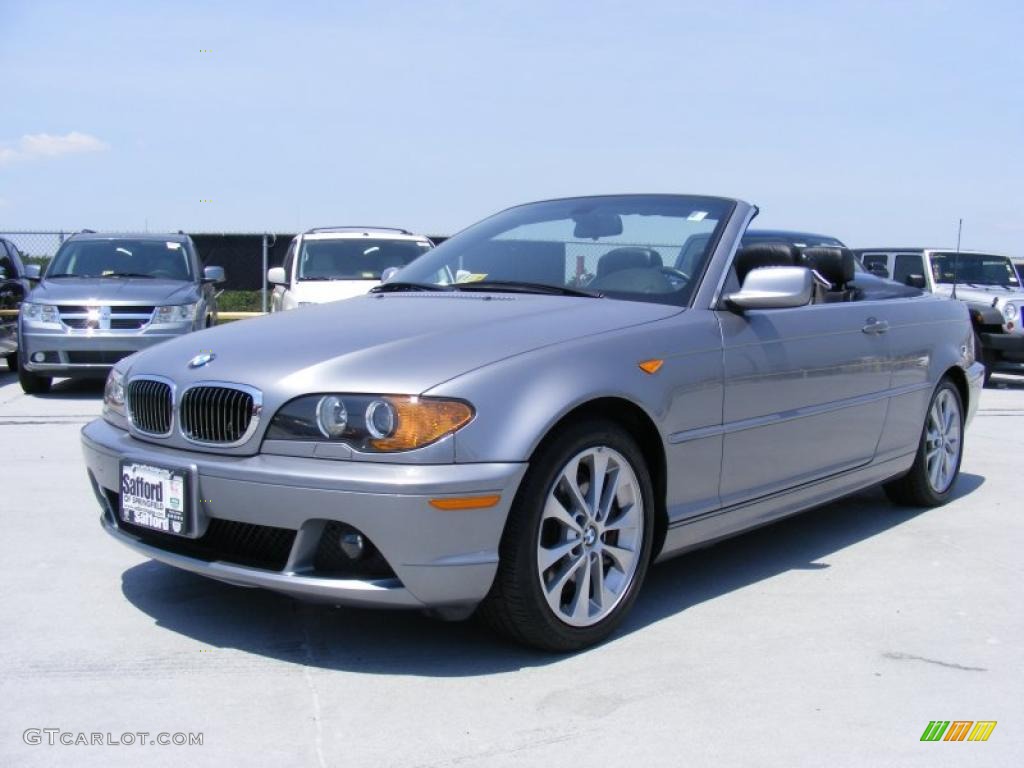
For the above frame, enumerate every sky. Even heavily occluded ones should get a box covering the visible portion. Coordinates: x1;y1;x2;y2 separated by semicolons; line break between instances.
1;0;1022;251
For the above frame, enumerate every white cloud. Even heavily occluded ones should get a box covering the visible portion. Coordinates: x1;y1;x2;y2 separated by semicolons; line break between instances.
0;131;109;165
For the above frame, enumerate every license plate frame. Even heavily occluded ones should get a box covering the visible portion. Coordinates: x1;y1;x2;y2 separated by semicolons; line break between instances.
118;460;193;537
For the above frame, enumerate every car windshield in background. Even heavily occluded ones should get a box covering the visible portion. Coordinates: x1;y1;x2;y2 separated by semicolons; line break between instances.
931;252;1021;287
297;239;431;281
46;239;192;280
394;195;734;306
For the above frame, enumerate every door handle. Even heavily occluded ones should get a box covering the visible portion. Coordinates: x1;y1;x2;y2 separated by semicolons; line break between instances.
862;318;889;335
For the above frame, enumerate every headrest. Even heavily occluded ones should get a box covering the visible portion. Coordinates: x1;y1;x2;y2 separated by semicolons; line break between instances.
802;247;855;288
733;243;799;283
597;247;663;277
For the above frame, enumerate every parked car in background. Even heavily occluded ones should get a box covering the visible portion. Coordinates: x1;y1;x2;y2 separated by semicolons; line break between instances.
854;248;1023;384
268;227;433;311
83;194;983;651
17;232;224;394
0;236;30;371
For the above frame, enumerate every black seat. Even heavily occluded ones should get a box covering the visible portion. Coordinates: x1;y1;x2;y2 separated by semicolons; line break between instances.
597;247;663;278
733;243;799;283
801;247;855;289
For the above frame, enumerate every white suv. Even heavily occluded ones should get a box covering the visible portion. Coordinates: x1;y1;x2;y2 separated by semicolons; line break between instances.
267;227;433;311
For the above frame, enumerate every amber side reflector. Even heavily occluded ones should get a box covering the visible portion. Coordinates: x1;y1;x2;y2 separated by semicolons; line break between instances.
638;359;664;374
429;495;501;511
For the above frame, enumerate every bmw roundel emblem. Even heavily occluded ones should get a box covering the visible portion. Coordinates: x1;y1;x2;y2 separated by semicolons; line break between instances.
188;352;216;369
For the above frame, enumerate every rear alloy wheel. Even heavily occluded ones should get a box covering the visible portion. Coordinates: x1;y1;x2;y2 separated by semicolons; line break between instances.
884;378;963;507
480;420;654;651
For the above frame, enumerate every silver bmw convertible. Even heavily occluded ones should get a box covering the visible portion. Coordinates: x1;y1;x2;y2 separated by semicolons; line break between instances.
81;194;984;650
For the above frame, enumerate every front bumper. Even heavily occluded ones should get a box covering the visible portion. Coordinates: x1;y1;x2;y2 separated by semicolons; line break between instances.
81;419;527;611
21;326;191;377
980;331;1024;370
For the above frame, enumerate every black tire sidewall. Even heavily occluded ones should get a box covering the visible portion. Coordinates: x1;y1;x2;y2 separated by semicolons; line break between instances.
499;419;656;649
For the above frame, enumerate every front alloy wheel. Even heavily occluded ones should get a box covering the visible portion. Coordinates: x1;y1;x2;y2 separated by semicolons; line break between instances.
480;419;654;651
537;446;644;627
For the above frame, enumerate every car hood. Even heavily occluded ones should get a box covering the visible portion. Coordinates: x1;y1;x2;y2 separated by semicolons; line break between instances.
291;280;378;304
124;293;680;395
29;278;199;305
934;284;1024;305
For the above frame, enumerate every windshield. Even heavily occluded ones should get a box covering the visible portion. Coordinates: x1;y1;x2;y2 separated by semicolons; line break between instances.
394;195;734;305
297;238;431;280
930;252;1020;288
46;239;192;280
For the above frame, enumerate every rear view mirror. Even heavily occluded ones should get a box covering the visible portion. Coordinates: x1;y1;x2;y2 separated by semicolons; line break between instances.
24;264;41;281
905;273;926;289
267;267;286;285
573;211;624;240
868;263;889;278
726;266;814;310
203;265;225;283
380;266;400;283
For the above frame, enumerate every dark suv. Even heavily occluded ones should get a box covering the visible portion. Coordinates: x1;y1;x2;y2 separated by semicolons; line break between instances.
1;237;30;372
18;232;224;393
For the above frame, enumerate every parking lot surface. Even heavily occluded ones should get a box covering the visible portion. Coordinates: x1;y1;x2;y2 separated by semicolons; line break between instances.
1;363;1021;767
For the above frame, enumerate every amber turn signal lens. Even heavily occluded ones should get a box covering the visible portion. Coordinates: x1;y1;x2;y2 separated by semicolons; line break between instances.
638;359;664;374
369;397;474;451
429;495;501;511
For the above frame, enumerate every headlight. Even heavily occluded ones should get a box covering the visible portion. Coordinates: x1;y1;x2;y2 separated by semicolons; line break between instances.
153;303;198;324
103;368;126;418
21;302;61;327
267;394;473;452
1003;302;1018;322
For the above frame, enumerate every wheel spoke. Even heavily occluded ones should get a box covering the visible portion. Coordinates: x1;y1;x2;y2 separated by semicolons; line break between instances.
538;539;578;572
568;555;593;621
545;554;586;598
590;553;607;611
560;461;591;517
596;467;621;523
542;494;583;534
603;542;636;574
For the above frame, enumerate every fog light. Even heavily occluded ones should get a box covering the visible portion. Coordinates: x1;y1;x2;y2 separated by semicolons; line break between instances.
339;532;364;560
32;352;45;363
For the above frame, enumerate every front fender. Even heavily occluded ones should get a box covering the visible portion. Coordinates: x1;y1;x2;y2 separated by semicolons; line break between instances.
427;312;723;464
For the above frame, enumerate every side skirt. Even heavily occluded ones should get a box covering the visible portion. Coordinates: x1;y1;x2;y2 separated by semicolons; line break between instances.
655;453;916;562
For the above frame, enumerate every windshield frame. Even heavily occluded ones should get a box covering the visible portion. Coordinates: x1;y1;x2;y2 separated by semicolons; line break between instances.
45;238;195;281
391;194;737;307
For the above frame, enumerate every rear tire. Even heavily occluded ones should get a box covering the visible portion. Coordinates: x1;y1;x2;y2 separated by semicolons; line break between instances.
478;419;655;651
18;357;52;394
883;378;963;507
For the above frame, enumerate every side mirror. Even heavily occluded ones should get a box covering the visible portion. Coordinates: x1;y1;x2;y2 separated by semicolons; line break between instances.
24;264;41;281
203;265;225;283
905;273;926;289
267;267;286;285
380;266;400;283
726;266;814;310
868;263;890;278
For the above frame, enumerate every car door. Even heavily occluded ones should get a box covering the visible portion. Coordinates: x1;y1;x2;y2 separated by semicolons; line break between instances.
716;300;893;506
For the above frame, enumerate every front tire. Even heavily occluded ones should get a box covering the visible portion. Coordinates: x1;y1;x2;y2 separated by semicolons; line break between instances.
4;352;16;372
974;333;993;387
479;419;655;651
883;378;964;507
18;351;51;394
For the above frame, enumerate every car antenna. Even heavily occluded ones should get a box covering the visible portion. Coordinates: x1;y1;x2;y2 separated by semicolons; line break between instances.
951;218;963;300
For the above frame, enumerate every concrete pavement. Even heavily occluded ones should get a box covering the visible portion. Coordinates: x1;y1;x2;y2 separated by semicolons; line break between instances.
0;362;1021;767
